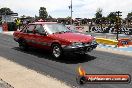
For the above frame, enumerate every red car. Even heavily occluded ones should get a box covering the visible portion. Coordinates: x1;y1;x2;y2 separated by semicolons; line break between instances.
13;22;98;58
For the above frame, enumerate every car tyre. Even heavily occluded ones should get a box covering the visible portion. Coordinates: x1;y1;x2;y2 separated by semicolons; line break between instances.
51;44;63;59
19;39;28;51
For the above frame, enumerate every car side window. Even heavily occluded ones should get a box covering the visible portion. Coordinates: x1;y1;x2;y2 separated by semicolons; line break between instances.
26;24;35;33
35;25;45;34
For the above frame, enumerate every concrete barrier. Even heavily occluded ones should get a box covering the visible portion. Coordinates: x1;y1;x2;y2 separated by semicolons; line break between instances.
66;25;132;35
91;26;132;35
96;38;118;45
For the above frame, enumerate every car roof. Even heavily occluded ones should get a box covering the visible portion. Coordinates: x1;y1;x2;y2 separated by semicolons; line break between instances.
30;22;57;25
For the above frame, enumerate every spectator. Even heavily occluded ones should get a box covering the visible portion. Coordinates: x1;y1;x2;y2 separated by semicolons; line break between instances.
15;18;21;29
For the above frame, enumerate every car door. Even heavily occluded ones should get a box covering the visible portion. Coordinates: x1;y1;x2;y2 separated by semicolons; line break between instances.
23;24;36;46
34;24;51;49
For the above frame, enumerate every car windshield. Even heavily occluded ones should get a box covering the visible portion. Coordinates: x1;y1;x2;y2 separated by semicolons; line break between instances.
44;23;71;34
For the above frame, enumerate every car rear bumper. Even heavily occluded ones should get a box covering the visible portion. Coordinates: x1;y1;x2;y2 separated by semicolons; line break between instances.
63;44;98;54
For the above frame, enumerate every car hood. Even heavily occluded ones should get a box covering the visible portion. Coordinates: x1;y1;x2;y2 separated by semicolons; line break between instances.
50;32;94;42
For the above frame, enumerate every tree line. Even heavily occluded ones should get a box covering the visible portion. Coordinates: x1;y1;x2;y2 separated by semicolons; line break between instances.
0;7;132;26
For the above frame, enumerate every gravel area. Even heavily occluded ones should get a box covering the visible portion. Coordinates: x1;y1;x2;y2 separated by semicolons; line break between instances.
0;79;13;88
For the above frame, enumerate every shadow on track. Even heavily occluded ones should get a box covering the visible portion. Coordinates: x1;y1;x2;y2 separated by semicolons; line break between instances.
12;47;96;64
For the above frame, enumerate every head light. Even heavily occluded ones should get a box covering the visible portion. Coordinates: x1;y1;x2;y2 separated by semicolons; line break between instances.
72;42;83;46
66;42;83;48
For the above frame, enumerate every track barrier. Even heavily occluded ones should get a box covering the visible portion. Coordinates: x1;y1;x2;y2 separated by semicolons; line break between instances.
118;38;132;47
96;38;118;46
96;38;132;47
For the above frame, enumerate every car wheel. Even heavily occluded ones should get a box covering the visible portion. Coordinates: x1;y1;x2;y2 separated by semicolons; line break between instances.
52;44;63;59
19;40;28;50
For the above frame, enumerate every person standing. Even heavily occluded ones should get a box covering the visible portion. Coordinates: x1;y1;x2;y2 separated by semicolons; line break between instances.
15;18;21;29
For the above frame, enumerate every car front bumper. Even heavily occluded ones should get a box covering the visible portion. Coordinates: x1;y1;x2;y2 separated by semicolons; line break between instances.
63;43;98;54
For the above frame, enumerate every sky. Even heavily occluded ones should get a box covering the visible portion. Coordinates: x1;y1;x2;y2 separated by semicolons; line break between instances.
0;0;132;19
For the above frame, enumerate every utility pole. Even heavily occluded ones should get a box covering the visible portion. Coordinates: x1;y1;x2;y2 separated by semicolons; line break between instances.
68;0;73;25
70;0;73;25
115;11;122;40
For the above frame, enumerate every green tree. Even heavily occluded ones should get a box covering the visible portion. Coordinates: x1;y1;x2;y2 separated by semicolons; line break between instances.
95;8;103;25
66;16;71;19
0;7;13;15
127;12;132;19
0;7;13;23
101;17;107;24
95;8;102;19
39;7;48;19
127;12;132;22
107;12;116;24
126;12;132;26
48;15;52;19
20;15;26;18
0;16;2;24
35;15;39;21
